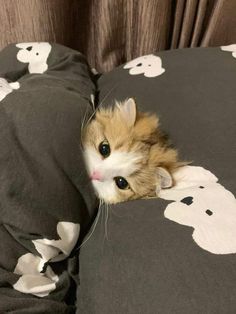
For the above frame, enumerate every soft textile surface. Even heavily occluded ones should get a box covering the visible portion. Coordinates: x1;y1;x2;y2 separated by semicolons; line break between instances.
0;43;97;313
77;46;236;313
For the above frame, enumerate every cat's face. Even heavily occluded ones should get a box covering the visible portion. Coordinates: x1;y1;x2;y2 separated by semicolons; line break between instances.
82;99;178;204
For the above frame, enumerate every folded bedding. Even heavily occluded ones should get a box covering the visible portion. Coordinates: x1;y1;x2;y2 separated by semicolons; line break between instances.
77;45;236;314
0;42;236;314
0;43;97;313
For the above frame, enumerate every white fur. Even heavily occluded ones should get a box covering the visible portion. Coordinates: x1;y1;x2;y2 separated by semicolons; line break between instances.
92;180;118;203
124;54;165;78
84;147;142;202
16;42;51;74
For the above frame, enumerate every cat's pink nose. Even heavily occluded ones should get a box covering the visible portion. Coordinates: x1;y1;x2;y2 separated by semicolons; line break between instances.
90;170;102;181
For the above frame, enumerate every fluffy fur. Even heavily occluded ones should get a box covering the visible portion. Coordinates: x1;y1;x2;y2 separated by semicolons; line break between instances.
82;98;180;204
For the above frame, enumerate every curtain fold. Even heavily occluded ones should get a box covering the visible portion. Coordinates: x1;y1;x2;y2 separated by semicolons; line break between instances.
0;0;235;72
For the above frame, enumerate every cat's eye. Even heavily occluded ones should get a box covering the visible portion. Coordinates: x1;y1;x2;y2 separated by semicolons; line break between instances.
114;177;129;190
99;140;110;158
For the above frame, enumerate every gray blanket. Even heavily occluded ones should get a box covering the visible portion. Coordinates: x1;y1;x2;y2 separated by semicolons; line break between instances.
0;43;97;313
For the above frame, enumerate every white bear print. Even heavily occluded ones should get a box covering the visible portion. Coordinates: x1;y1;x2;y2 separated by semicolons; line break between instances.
13;252;59;298
221;44;236;58
0;78;20;101
159;166;236;255
13;221;80;297
124;54;165;78
16;42;52;74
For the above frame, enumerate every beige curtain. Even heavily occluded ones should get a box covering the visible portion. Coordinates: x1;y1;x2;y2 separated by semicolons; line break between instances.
0;0;236;72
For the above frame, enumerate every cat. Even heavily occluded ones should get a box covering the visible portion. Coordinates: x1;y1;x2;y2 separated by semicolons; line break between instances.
82;98;181;204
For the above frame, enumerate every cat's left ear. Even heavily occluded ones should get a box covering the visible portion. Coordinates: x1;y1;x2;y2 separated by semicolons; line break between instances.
119;98;137;127
155;167;173;194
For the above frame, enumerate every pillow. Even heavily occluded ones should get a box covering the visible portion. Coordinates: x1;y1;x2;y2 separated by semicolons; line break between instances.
77;46;236;313
0;43;97;313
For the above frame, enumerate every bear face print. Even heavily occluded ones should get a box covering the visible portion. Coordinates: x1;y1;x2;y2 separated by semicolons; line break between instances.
13;252;59;298
0;78;20;102
16;42;52;74
221;44;236;58
13;221;80;297
123;54;165;77
159;166;236;255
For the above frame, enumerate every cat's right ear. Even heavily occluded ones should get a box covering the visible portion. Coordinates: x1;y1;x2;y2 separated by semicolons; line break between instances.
155;167;173;195
119;98;137;127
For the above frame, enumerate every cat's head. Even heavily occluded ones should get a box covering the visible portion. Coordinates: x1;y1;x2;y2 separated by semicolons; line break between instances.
82;98;178;204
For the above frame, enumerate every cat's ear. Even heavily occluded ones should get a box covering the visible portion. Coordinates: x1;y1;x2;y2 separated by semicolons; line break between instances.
155;167;173;194
119;98;137;127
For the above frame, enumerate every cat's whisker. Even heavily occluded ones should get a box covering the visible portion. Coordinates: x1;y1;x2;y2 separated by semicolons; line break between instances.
109;206;126;218
90;93;96;111
80;104;91;143
82;84;119;133
78;199;102;248
97;83;118;109
104;203;110;241
80;93;98;140
82;104;100;130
